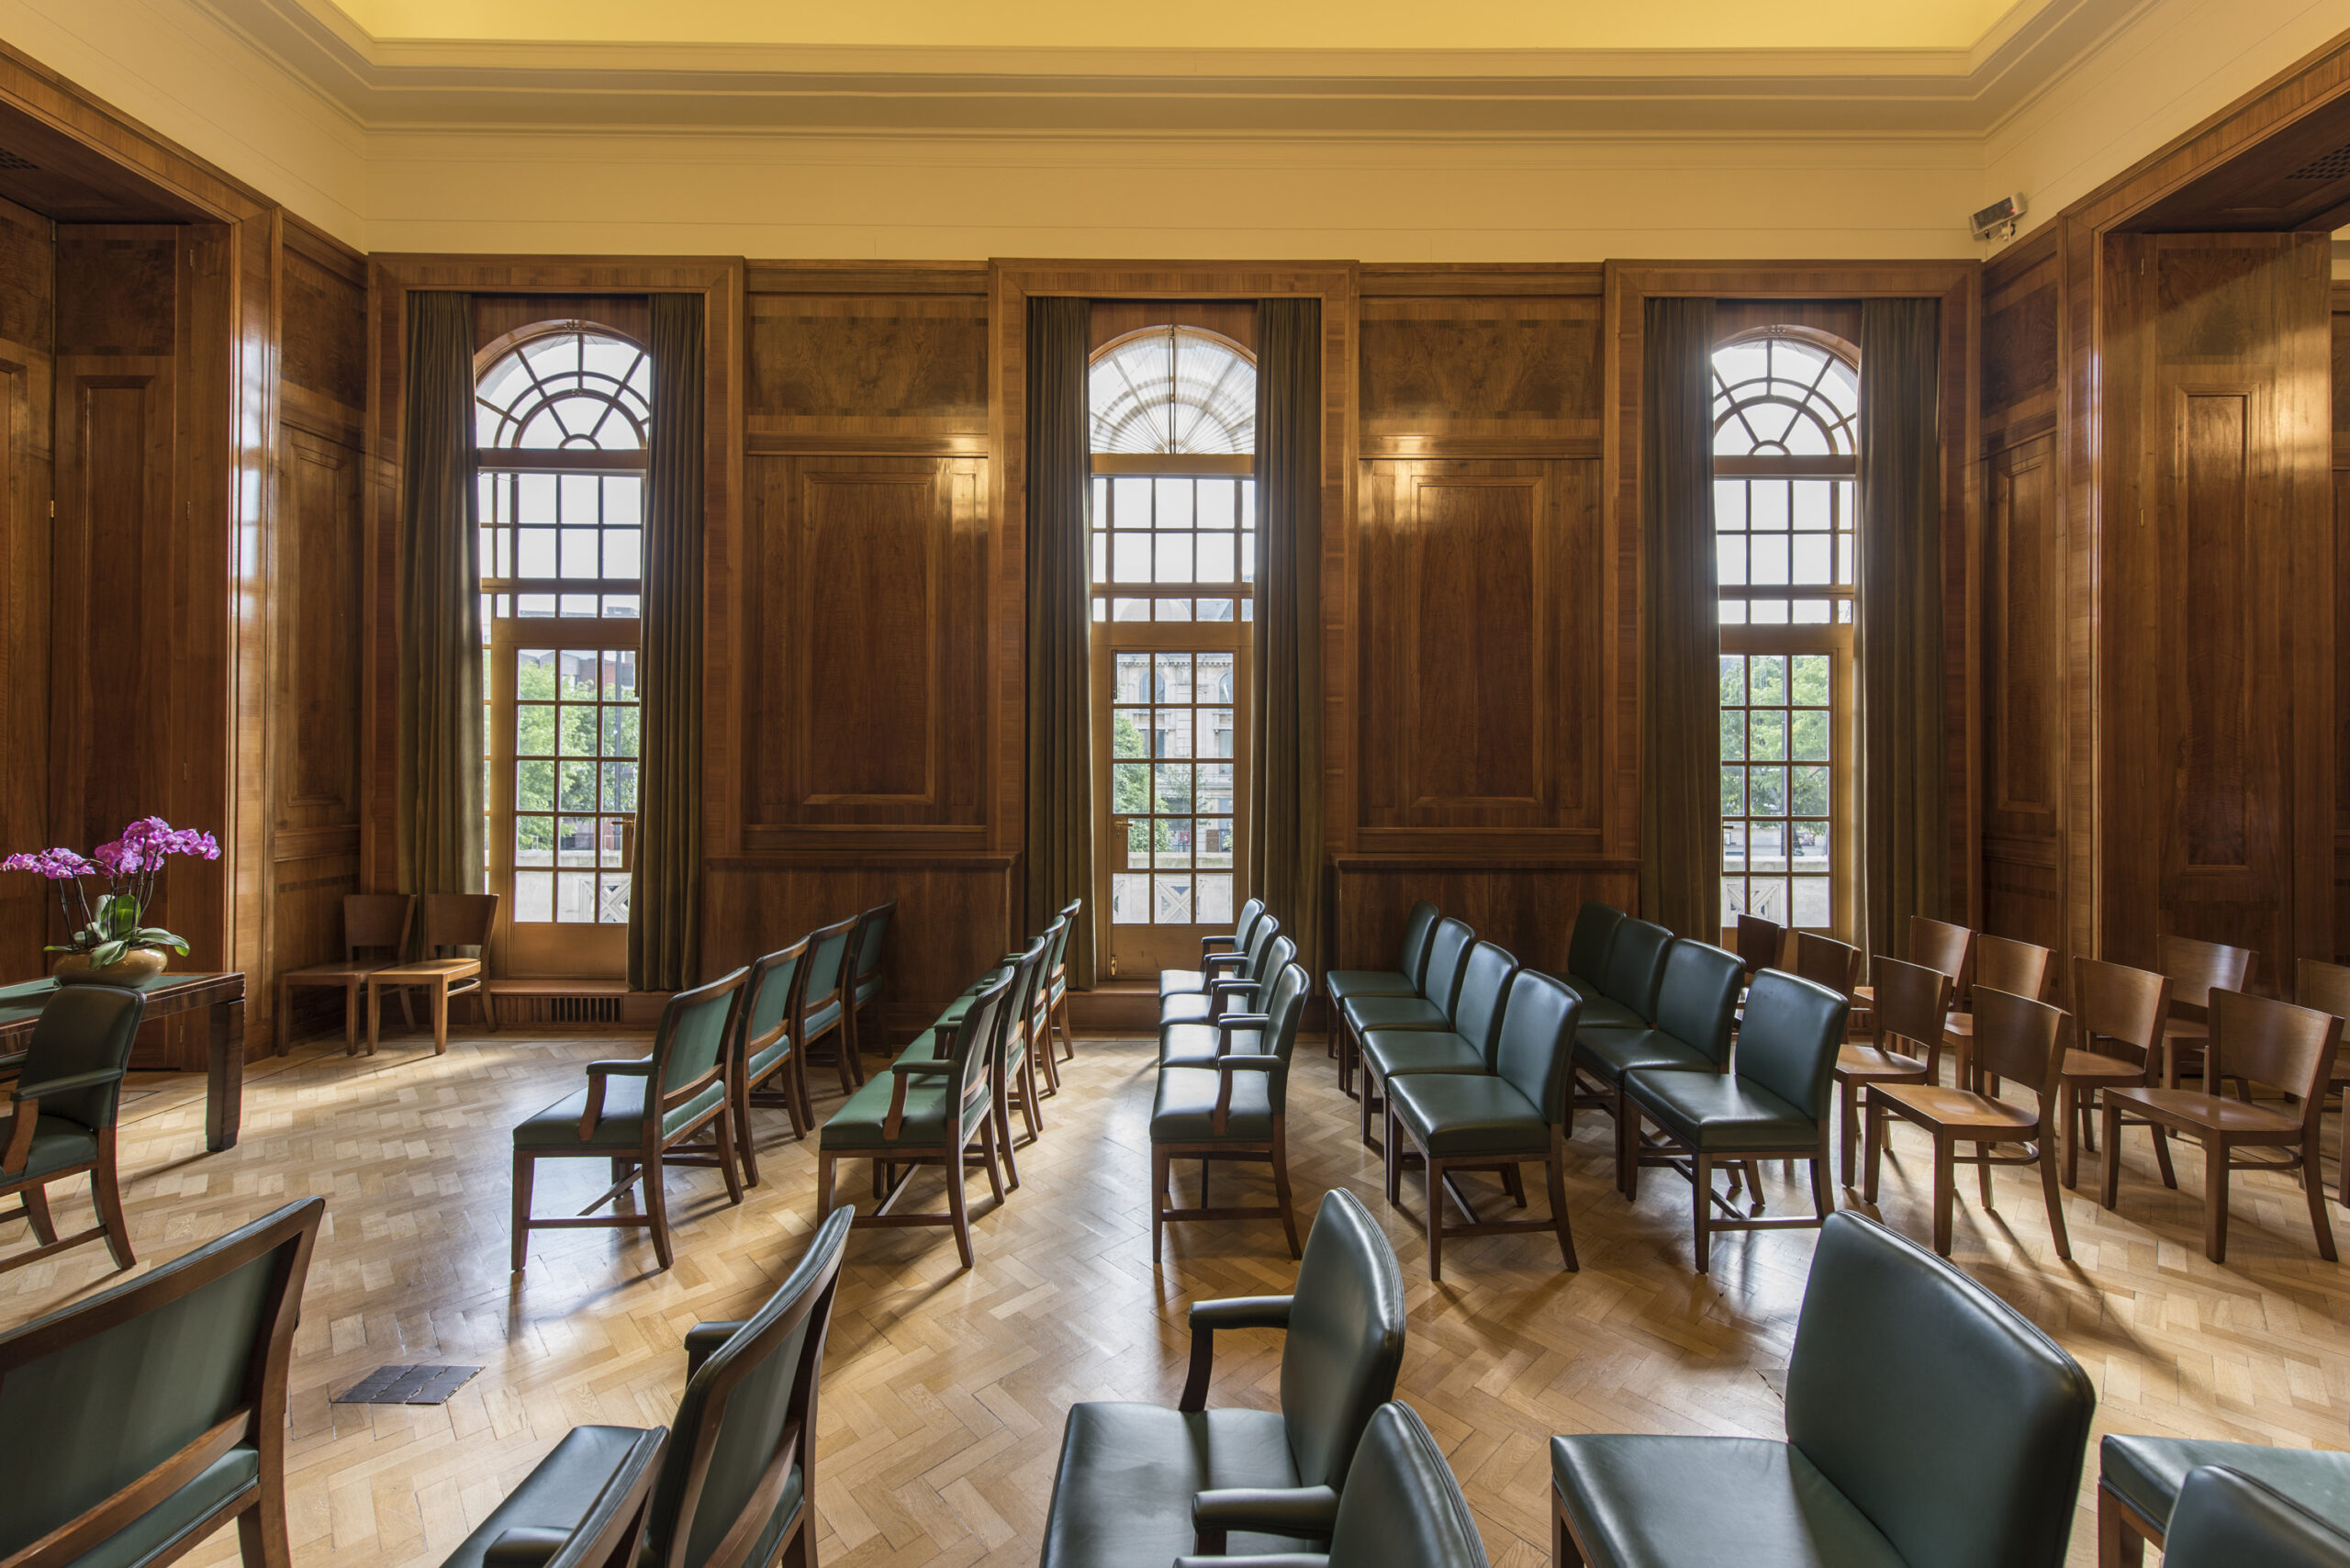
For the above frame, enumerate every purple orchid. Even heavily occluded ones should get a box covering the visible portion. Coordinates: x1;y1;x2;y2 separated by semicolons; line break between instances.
3;817;219;969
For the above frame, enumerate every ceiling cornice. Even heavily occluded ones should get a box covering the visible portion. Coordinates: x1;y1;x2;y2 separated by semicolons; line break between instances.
196;0;2155;137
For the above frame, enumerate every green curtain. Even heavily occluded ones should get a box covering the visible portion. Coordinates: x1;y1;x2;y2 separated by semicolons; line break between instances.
1856;298;1948;962
1638;297;1720;942
627;294;706;991
1250;299;1326;973
1024;297;1095;988
396;291;484;904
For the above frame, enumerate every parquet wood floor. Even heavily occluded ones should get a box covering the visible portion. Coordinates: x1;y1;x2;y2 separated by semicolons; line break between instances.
7;1028;2350;1568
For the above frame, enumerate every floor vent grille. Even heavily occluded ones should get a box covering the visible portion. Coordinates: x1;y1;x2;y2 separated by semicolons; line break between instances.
332;1365;481;1406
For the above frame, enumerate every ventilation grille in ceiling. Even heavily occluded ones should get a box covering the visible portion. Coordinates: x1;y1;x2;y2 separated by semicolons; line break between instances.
2288;143;2350;181
0;151;35;172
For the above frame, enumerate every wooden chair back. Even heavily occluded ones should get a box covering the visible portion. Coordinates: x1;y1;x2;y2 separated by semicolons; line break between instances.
644;1207;853;1568
6;987;147;1149
2071;956;2170;1077
1027;917;1069;1036
2159;934;2255;1014
2209;991;2341;1123
1970;987;2070;1103
2295;958;2350;1084
341;894;414;960
0;1198;323;1568
944;974;1014;1134
1907;915;1975;985
1002;935;1051;1064
420;893;498;956
1871;957;1953;1070
1792;932;1861;1000
1049;897;1084;1000
798;914;858;1025
1975;935;2053;1004
1734;914;1784;977
652;969;748;1115
847;901;897;1000
736;939;809;1064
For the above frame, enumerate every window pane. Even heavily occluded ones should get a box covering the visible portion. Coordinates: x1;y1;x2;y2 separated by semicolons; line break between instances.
1722;822;1747;872
1717;535;1748;587
1198;818;1235;866
1790;710;1830;760
1196;874;1235;925
1113;709;1149;757
1750;767;1786;819
514;870;554;924
1113;533;1151;582
1154;763;1193;813
560;526;598;579
1791;655;1831;705
519;529;556;577
1202;708;1237;758
518;761;554;812
1793;818;1830;873
1751;535;1788;587
1197;533;1237;583
1198;654;1237;704
1792;534;1831;584
1748;878;1789;924
599;872;631;924
1154;874;1192;924
1156;532;1193;583
1720;710;1745;760
1155;818;1192;868
1751;483;1788;531
603;707;639;758
1155;653;1192;703
1153;476;1193;526
1126;818;1150;868
515;815;554;866
1197;598;1235;622
559;760;598;812
1111;872;1149;924
1112;762;1151;816
517;704;555;756
557;815;598;867
1114;653;1150;704
560;706;598;756
1791;877;1831;929
1113;476;1152;524
1749;711;1785;761
557;871;596;923
1153;711;1192;758
1719;655;1745;706
1198;761;1235;814
1720;766;1746;817
1749;655;1786;706
1155;598;1192;622
1791;765;1830;817
1113;598;1150;621
600;761;637;812
1197;477;1237;525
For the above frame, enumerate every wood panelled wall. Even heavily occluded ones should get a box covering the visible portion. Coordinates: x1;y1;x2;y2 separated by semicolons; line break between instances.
2336;283;2350;957
0;196;50;973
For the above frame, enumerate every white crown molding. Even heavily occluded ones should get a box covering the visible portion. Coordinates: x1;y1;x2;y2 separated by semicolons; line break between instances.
192;0;2151;137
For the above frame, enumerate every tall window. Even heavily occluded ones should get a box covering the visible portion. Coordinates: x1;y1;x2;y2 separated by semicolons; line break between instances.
1714;330;1858;935
1089;326;1256;974
474;326;648;967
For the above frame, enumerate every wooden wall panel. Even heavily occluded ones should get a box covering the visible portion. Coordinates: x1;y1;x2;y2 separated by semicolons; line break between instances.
746;294;988;442
1358;291;1603;455
1332;862;1639;977
2334;286;2350;960
0;196;47;969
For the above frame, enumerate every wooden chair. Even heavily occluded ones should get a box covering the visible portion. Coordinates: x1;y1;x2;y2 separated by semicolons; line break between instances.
733;937;811;1187
1850;913;1974;1019
1791;931;1860;1007
275;893;413;1055
2298;958;2350;1207
990;935;1051;1157
1830;956;1952;1188
1733;913;1783;977
841;899;897;1069
2057;957;2172;1190
1024;913;1069;1093
795;914;863;1097
1863;985;2073;1260
365;892;499;1055
1045;895;1082;1063
1150;961;1313;1260
1;985;147;1272
510;968;748;1272
816;972;1013;1271
2157;934;2255;1089
1943;934;2054;1086
2100;988;2340;1264
0;1197;322;1568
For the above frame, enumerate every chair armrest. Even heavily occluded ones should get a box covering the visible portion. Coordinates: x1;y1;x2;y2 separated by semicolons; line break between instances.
1209;1055;1282;1134
12;1066;125;1101
1201;935;1240;957
1208;1055;1281;1071
0;1050;25;1079
1192;1487;1342;1553
684;1320;744;1378
482;1528;572;1568
1179;1294;1294;1411
1208;975;1258;994
885;1059;954;1137
1202;952;1248;975
891;1060;956;1076
1214;1013;1270;1034
1175;1558;1327;1568
579;1058;654;1138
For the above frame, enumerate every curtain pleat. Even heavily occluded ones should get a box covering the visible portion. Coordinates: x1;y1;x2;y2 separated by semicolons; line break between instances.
627;294;706;991
1857;298;1948;963
1639;297;1721;941
1249;299;1326;973
1024;297;1096;988
396;291;484;907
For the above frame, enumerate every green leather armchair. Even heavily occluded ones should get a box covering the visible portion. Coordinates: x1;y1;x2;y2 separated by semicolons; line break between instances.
1355;939;1522;1148
1335;917;1474;1097
842;898;897;1066
433;1427;666;1568
2098;1432;2350;1565
1167;897;1269;1000
1041;1189;1407;1568
1173;1403;1488;1568
1559;901;1628;1004
1163;916;1284;1027
1569;939;1743;1195
0;1197;324;1568
0;983;147;1272
1161;935;1297;1068
793;914;862;1095
1322;901;1443;1007
733;937;811;1187
1552;1211;2096;1568
1151;961;1313;1259
2159;1466;2350;1568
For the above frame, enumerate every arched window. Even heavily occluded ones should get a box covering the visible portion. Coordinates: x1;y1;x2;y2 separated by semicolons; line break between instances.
1087;325;1256;957
1713;329;1858;937
475;324;647;947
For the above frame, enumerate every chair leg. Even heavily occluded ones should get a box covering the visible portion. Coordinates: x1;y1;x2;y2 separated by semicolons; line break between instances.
980;1115;1006;1204
815;1153;836;1218
2340;1102;2350;1210
1501;1162;1528;1208
2100;1102;2124;1210
947;1139;974;1271
997;1090;1022;1192
1548;1141;1580;1271
714;1112;744;1205
1055;992;1076;1060
643;1155;673;1271
1838;1079;1858;1187
2038;1134;2072;1261
1271;1127;1302;1260
2062;1082;2080;1189
2308;1131;2340;1261
791;1053;817;1140
1020;1053;1044;1138
20;1182;56;1245
2151;1125;2179;1189
91;1139;134;1269
366;982;382;1056
1622;1098;1642;1202
2098;1484;2147;1568
1555;1494;1587;1568
2202;1134;2229;1265
1809;1134;1830;1225
1863;1094;1886;1204
1691;1152;1712;1273
734;1077;762;1189
432;980;450;1056
1932;1134;1956;1257
1150;1146;1169;1263
1383;1102;1404;1204
1425;1153;1445;1281
397;986;416;1032
1359;1061;1379;1148
236;1490;293;1568
1978;1135;1996;1207
510;1152;535;1271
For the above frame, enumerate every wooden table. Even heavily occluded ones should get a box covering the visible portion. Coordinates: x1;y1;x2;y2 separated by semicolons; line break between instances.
0;971;247;1151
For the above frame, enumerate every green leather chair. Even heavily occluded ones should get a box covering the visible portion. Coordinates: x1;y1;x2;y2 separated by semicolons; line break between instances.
0;1197;323;1568
1568;939;1743;1195
817;971;1012;1269
1336;917;1475;1098
1567;915;1673;1031
0;984;146;1273
919;938;1047;1190
1163;916;1284;1027
1165;897;1270;1000
1013;912;1072;1093
1043;895;1083;1065
1174;1403;1488;1568
1041;1188;1406;1568
1355;939;1522;1149
1323;901;1443;1007
794;914;862;1097
1151;961;1312;1260
1382;971;1582;1279
510;969;748;1273
1161;935;1297;1067
1551;1211;2097;1568
841;899;897;1068
1560;901;1628;1003
2098;1433;2350;1566
432;1428;665;1568
1621;968;1847;1271
2159;1466;2350;1568
732;937;811;1187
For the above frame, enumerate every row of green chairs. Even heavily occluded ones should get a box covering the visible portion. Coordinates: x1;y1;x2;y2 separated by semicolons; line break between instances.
2;1198;856;1568
814;901;1080;1270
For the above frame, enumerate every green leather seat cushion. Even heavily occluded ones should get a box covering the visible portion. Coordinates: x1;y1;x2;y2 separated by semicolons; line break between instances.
1039;1402;1315;1568
1569;996;1645;1032
14;1115;99;1181
62;1447;259;1568
893;1029;946;1065
1338;995;1448;1036
2102;1436;2350;1534
513;1078;726;1149
1573;1026;1716;1087
1324;969;1416;1002
1622;1069;1816;1154
803;1000;842;1037
746;1036;793;1082
1161;992;1229;1027
819;1070;980;1150
1550;1435;1903;1568
1387;1073;1547;1158
1151;1067;1277;1142
1360;1029;1486;1081
1160;1023;1266;1068
1159;969;1211;999
437;1427;653;1568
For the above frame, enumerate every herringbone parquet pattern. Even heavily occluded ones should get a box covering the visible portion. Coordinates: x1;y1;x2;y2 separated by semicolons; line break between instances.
6;1027;2350;1568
